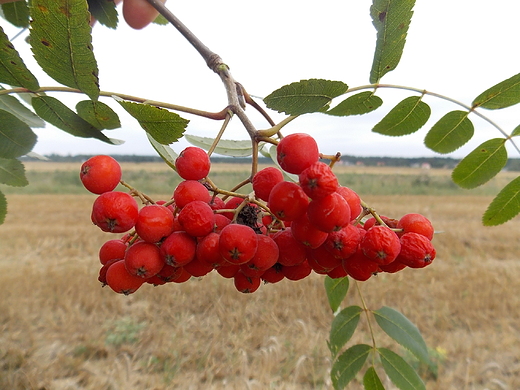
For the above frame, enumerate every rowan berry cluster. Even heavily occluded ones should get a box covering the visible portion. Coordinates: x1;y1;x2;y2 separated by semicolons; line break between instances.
80;134;436;295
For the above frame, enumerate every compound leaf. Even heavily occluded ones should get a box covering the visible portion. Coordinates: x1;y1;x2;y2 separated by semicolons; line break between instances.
363;367;385;390
0;26;39;90
0;189;6;225
264;79;349;115
87;0;118;29
76;100;121;130
30;0;99;100
483;176;520;226
378;347;426;390
424;110;473;154
369;0;415;84
372;96;430;136
329;305;362;359
32;95;119;144
472;72;520;110
324;275;350;313
326;91;383;117
373;307;431;366
331;344;371;390
0;110;37;158
117;100;189;144
0;157;28;187
1;0;30;28
185;134;253;157
146;133;177;171
0;88;45;128
452;138;508;189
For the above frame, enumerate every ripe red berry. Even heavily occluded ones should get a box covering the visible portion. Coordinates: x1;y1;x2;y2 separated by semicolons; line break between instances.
272;228;307;266
135;204;175;243
216;263;240;279
342;250;379;281
261;264;284;284
252;167;284;202
80;155;122;194
397;232;436;268
124;241;165;278
196;232;226;267
183;256;214;277
299;162;339;200
306;244;342;271
177;200;215;237
327;264;349;279
241;234;279;274
234;270;261;293
175;146;211;180
379;260;407;273
148;264;184;284
397;213;434;240
268;181;309;221
290;213;328;249
105;259;145;294
98;258;119;285
307;192;351;232
361;225;401;265
281;260;312;281
91;191;139;233
277;133;320;174
219;224;258;265
173;180;211;208
160;231;197;267
336;186;362;221
324;224;361;260
99;239;127;265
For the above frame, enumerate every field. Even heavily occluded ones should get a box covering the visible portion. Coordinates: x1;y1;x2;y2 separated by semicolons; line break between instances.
1;162;520;389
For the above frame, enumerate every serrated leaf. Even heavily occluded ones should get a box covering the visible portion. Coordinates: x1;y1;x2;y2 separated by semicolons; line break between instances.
331;344;371;389
327;91;383;117
0;26;39;90
378;348;425;390
324;275;350;313
373;307;431;367
510;125;520;138
424;110;473;154
452;138;508;189
363;367;385;390
0;110;37;158
372;96;430;136
472;72;520;110
30;0;99;100
369;0;415;84
329;305;362;359
0;189;6;225
264;79;349;115
76;100;120;130
0;157;28;186
87;0;118;29
483;176;520;226
117;100;188;144
32;95;118;144
2;0;30;28
146;133;177;170
185;134;253;157
0;88;45;127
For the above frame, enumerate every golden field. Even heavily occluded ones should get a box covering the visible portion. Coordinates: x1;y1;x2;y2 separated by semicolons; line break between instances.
1;163;520;389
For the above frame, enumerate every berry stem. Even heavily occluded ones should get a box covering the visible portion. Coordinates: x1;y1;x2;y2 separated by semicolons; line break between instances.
119;180;155;205
257;115;299;138
355;281;378;364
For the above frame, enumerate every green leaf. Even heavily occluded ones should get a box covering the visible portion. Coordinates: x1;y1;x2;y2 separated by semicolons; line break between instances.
264;79;349;115
472;72;520;110
363;367;385;390
153;13;168;25
185;134;253;157
483;176;520;226
424;110;473;154
30;0;99;100
0;157;28;187
87;0;118;29
76;100;121;130
0;26;39;90
324;275;350;313
510;124;520;138
372;96;430;136
0;88;45;128
378;347;426;390
0;189;6;225
146;133;178;171
329;305;362;359
331;344;371;390
0;110;37;158
369;0;415;84
373;306;430;366
452;138;508;189
32;95;119;144
2;0;30;28
326;92;383;117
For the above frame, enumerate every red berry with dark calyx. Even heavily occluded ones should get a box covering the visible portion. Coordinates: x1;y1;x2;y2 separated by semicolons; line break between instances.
306;244;342;271
361;225;401;265
324;224;361;260
105;260;145;295
272;228;307;266
261;264;285;284
124;241;165;278
234;270;261;293
175;146;211;180
252;167;284;202
135;204;175;243
80;155;122;194
177;200;215;237
241;234;279;275
160;231;197;267
342;250;380;281
99;239;127;265
91;191;139;233
307;192;351;232
277;133;320;174
219;224;258;265
268;181;309;221
299;162;339;200
290;213;328;249
397;213;434;240
173;180;211;208
171;267;192;283
397;232;436;268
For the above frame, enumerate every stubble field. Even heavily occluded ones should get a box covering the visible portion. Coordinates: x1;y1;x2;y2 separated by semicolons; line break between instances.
1;162;519;389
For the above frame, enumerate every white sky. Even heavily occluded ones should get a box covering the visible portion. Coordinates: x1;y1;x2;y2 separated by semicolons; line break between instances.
3;0;520;158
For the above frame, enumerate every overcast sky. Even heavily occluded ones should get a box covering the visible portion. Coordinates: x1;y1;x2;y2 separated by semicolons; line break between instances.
3;0;520;158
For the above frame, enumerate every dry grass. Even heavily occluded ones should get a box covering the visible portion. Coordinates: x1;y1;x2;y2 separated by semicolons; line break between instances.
1;181;520;389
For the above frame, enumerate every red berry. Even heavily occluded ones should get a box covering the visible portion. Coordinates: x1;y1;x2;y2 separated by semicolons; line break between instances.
397;232;436;268
361;225;401;265
177;200;215;237
281;260;312;281
91;191;139;233
105;260;145;294
290;213;328;249
252;167;284;202
135;204;175;243
261;264;284;284
149;264;184;284
80;155;121;194
216;263;240;279
241;234;279;274
196;232;226;267
397;213;434;240
219;224;258;265
234;270;261;293
173;180;210;208
327;264;349;279
379;261;407;273
277;133;320;174
98;258;119;285
342;250;379;281
306;244;342;271
183;256;214;277
299;162;339;200
307;192;351;232
268;181;309;221
160;231;197;267
272;228;307;266
124;241;164;278
175;146;211;180
99;239;127;265
324;224;361;260
171;267;192;283
336;186;362;221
